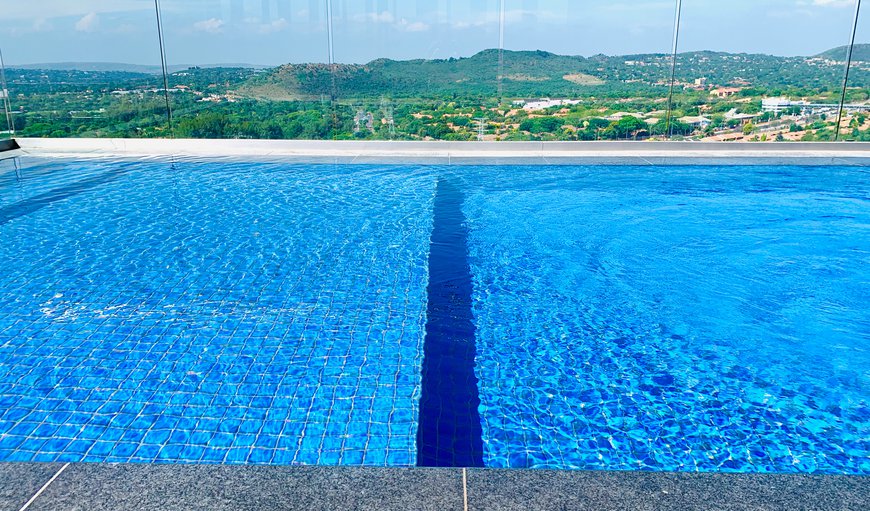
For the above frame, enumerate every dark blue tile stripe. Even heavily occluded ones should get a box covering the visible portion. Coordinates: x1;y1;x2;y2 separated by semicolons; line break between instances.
417;178;484;467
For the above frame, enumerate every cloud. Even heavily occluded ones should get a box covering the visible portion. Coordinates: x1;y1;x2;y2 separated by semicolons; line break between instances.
397;19;430;32
0;1;147;21
193;18;225;34
451;9;559;29
259;18;289;34
75;12;99;32
804;0;853;6
368;11;395;24
351;10;429;32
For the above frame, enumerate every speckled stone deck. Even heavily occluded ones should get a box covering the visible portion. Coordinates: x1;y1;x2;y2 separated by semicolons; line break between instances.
0;464;867;511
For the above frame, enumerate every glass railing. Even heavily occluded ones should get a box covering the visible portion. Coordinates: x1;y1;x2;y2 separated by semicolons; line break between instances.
677;0;861;142
0;48;11;140
1;2;166;139
331;0;503;141
840;1;869;141
499;0;676;141
0;0;866;142
159;0;332;140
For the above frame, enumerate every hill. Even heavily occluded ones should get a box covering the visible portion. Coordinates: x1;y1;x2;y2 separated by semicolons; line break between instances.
242;50;613;100
816;44;870;62
242;48;865;101
10;62;266;74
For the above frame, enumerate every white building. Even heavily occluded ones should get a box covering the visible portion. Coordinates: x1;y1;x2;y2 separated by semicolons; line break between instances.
762;98;793;114
678;116;712;128
762;98;813;114
605;112;645;122
724;109;758;125
522;98;582;111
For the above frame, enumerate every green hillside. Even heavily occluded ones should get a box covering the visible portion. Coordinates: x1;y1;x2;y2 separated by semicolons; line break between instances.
243;50;615;100
815;44;870;61
243;48;867;101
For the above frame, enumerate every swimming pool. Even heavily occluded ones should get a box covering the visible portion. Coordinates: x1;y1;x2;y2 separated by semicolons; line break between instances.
0;157;867;474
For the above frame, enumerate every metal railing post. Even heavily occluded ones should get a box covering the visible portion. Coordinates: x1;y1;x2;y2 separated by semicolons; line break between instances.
0;47;14;136
665;0;683;139
326;0;338;139
154;0;173;137
498;0;506;103
835;0;862;141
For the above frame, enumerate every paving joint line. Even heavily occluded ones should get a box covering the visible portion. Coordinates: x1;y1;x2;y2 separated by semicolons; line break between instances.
462;468;469;511
18;462;70;511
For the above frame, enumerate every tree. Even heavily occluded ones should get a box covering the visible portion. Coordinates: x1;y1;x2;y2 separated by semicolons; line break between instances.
519;116;562;134
614;116;648;139
743;122;755;136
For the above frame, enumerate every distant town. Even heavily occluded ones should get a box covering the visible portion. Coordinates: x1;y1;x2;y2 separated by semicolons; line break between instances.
3;47;869;142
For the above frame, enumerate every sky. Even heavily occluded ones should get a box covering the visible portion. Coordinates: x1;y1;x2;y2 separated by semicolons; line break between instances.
0;0;865;66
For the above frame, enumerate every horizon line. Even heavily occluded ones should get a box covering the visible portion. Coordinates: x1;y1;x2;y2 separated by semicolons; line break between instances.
5;43;867;69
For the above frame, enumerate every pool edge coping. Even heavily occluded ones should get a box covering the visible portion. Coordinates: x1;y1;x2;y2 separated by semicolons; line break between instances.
6;138;870;165
1;463;867;511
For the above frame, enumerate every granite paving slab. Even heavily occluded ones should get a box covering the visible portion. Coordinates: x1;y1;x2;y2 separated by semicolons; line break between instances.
24;465;464;511
0;463;64;511
465;469;870;511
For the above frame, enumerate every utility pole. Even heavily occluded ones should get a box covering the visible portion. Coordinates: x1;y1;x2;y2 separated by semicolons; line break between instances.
475;118;487;141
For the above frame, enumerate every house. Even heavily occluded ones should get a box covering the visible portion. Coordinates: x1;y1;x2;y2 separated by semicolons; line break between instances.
710;87;742;98
605;112;644;122
762;97;808;113
678;116;712;128
724;109;758;125
522;98;582;111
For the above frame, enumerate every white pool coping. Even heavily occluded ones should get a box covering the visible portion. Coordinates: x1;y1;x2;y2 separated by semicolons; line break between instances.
5;138;870;165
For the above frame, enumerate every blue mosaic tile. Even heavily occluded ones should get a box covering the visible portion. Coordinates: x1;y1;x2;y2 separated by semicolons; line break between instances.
463;164;870;474
4;158;867;474
0;158;434;466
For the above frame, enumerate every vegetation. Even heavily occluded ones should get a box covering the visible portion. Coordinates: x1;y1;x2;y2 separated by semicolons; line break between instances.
5;47;869;142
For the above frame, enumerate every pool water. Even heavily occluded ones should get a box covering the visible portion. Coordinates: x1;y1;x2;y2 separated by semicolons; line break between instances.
0;158;434;465
0;157;867;473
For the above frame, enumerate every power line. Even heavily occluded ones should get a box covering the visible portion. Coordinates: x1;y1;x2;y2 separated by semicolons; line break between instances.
475;117;487;141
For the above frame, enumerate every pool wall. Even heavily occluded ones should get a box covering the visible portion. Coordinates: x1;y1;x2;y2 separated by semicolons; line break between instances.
8;138;870;166
0;139;19;153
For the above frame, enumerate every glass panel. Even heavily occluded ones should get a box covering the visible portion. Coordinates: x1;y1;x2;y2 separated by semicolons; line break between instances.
0;1;167;138
500;0;675;141
327;0;502;141
0;49;12;139
159;0;332;139
677;0;857;142
840;1;869;141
